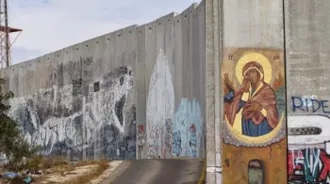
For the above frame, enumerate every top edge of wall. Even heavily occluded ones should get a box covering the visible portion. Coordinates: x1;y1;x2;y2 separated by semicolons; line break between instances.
177;2;203;19
138;12;177;29
2;24;139;72
4;1;203;70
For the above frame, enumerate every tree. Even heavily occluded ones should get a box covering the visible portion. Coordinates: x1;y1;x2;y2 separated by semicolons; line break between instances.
0;78;39;171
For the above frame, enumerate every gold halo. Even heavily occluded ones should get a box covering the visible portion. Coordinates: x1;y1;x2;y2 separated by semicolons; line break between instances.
235;52;272;84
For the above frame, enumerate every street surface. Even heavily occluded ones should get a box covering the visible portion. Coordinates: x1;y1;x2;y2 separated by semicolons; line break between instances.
101;159;204;184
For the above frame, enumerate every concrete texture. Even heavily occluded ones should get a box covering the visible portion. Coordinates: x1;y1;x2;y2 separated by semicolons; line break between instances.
285;1;330;183
210;0;287;183
105;159;204;184
0;26;138;160
204;0;221;183
0;1;206;162
2;0;330;183
139;2;206;159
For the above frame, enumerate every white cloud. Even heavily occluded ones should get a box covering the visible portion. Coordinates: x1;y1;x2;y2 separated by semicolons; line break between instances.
8;0;199;64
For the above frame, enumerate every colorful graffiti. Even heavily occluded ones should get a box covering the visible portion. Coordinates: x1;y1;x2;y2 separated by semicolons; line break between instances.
288;115;330;183
172;98;203;158
288;148;330;183
146;48;175;158
8;64;136;160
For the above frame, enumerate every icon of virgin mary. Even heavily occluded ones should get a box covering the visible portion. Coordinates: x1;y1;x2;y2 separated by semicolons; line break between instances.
224;61;279;137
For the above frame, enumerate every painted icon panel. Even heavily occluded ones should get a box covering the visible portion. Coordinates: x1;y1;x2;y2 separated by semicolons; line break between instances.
221;48;286;147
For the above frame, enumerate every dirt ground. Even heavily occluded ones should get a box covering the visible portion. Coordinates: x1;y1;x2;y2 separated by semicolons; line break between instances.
0;161;122;184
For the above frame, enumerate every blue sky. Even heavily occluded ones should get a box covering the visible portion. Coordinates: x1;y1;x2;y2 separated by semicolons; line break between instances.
8;0;199;64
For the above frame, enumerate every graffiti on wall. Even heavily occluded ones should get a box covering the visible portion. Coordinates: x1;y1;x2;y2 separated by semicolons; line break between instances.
221;49;286;146
172;98;203;158
291;96;330;114
288;115;330;183
145;49;204;158
8;64;136;160
146;48;175;158
288;148;330;183
137;125;145;147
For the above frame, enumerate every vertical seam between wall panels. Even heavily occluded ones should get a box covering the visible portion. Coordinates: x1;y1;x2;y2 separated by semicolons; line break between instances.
282;0;289;182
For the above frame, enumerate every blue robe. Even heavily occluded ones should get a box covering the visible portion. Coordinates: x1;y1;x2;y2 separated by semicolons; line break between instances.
224;90;273;137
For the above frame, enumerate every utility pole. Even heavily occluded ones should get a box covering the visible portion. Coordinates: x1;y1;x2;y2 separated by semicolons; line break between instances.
0;0;22;68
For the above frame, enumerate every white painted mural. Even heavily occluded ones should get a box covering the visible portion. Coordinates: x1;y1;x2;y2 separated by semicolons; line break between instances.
8;66;136;160
146;48;175;158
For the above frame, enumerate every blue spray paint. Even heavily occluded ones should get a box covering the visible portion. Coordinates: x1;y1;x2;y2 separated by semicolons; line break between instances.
172;98;203;158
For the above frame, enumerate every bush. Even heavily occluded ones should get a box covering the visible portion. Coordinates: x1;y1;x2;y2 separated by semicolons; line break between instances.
0;78;41;172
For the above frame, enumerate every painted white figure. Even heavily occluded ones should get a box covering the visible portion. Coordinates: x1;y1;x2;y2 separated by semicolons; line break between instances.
146;49;175;158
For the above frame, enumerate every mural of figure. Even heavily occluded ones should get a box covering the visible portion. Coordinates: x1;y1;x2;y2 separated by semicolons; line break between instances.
224;61;279;137
146;48;175;158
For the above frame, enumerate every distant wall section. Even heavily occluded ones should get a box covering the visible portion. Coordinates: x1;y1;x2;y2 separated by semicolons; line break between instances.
0;1;206;160
0;26;138;160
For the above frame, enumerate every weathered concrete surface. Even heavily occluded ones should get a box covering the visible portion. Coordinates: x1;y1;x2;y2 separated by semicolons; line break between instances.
104;159;204;184
138;1;206;159
0;1;206;162
0;26;138;161
285;0;330;108
216;0;286;184
285;1;330;183
204;0;220;183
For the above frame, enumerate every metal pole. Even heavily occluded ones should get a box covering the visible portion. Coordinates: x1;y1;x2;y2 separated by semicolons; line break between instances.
4;0;9;67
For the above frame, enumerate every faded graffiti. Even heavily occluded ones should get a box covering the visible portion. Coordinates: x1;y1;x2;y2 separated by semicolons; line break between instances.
172;98;203;158
8;65;136;160
146;48;175;158
137;125;145;147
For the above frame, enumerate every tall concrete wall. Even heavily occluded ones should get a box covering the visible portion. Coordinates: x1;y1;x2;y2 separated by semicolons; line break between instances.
137;2;206;159
216;0;287;183
286;1;330;183
0;1;206;161
205;0;330;183
0;26;138;160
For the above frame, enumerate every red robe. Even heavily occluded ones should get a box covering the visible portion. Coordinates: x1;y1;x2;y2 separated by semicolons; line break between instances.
227;82;279;129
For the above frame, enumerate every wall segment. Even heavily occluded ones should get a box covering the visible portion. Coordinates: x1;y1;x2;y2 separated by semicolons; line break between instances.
2;1;330;183
0;2;206;161
286;1;330;183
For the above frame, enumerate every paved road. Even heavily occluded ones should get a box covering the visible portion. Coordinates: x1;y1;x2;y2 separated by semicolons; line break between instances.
101;159;205;184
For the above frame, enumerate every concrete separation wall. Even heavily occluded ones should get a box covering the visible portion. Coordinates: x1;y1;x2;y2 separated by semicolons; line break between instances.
139;2;206;159
286;1;330;183
0;26;138;161
0;1;206;161
205;0;330;183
